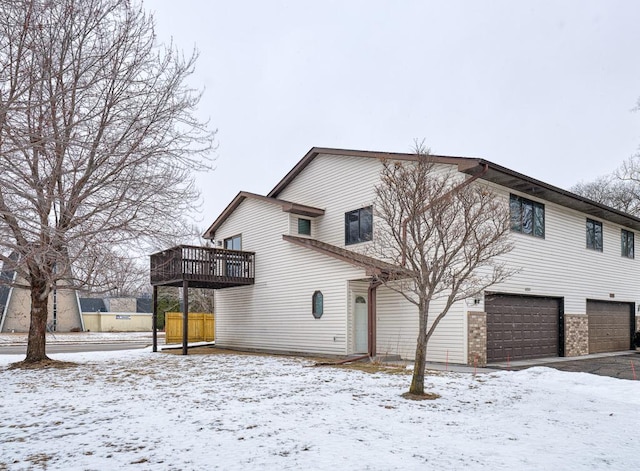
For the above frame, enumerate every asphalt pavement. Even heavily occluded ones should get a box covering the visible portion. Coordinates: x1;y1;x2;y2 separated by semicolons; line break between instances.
0;341;151;355
489;350;640;380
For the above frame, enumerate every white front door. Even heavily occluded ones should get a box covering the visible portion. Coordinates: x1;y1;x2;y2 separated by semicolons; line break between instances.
354;295;368;353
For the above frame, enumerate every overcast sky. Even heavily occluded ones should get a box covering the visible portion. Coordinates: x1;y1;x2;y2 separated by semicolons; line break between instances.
150;0;640;229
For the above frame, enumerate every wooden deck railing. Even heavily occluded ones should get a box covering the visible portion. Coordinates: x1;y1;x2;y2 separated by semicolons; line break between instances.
150;245;255;288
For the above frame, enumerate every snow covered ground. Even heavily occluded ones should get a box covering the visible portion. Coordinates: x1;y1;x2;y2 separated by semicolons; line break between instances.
0;332;158;344
0;348;637;470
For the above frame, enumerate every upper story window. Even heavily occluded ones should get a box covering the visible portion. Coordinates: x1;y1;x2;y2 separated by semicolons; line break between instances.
345;206;373;245
509;194;544;238
586;219;602;252
621;229;634;259
298;218;311;236
224;234;242;250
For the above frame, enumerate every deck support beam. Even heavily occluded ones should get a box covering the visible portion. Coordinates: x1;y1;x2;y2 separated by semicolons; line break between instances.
152;285;158;352
182;280;189;355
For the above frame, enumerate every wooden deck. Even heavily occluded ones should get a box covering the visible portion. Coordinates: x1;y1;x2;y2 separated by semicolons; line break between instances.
150;245;255;289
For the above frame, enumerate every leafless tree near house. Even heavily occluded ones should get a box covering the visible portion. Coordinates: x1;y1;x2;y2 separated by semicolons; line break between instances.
372;145;514;395
571;174;640;216
75;249;150;298
79;223;205;298
0;0;214;364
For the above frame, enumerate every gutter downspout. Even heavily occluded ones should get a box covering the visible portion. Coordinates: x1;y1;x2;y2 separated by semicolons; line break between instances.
400;163;489;266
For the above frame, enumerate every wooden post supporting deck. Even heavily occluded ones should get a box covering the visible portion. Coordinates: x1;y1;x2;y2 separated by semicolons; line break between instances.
152;285;158;352
182;280;189;355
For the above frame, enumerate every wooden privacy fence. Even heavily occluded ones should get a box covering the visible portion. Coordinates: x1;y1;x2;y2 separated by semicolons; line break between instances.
165;312;214;344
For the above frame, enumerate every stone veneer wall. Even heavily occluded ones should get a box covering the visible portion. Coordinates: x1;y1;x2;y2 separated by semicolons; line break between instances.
564;314;588;357
467;311;486;366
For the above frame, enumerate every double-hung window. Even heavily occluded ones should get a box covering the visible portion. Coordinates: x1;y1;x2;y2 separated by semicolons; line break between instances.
621;229;634;258
586;219;603;252
509;194;545;238
345;206;373;245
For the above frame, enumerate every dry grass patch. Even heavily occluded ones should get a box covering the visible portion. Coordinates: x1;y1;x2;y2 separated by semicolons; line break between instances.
328;362;411;375
8;359;77;370
162;346;280;357
160;345;435;378
401;391;441;401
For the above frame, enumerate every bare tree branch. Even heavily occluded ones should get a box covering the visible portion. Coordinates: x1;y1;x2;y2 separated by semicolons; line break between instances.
0;0;215;363
371;145;514;395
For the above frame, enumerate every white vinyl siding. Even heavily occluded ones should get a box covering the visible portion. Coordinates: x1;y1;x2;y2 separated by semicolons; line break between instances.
374;285;466;364
215;197;366;355
211;152;640;364
277;153;380;248
488;187;640;315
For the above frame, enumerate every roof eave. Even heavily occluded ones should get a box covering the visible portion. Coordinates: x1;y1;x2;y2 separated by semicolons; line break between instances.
461;161;640;232
267;146;482;198
203;191;325;240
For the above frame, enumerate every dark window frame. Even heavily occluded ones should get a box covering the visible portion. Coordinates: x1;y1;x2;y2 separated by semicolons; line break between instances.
345;206;373;245
312;291;323;319
223;234;243;277
621;229;634;259
298;218;311;236
224;234;242;250
586;218;603;252
509;194;545;238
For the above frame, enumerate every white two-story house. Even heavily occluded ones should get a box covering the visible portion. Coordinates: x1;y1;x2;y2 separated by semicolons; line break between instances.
199;147;640;366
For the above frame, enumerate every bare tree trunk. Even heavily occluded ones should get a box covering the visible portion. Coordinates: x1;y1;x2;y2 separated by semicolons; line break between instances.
409;299;429;394
373;149;514;396
0;0;214;364
25;277;50;363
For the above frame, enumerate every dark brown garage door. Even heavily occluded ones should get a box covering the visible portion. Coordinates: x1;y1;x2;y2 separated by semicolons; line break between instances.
486;294;561;362
587;300;632;354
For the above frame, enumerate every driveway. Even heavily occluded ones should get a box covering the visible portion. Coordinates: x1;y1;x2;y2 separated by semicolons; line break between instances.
490;351;640;380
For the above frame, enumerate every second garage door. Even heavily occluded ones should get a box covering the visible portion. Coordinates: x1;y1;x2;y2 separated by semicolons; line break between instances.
587;300;632;354
486;294;561;362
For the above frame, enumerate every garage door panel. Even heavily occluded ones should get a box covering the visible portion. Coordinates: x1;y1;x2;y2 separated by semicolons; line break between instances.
587;301;632;354
486;294;560;362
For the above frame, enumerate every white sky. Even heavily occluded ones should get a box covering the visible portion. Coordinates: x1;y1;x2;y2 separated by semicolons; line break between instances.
150;0;640;229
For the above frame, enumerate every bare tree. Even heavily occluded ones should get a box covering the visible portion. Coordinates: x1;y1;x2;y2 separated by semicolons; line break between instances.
571;174;640;215
75;249;150;298
372;146;514;395
0;0;214;364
